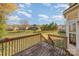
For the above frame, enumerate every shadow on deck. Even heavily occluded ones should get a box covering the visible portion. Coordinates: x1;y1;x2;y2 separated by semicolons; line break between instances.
15;41;72;56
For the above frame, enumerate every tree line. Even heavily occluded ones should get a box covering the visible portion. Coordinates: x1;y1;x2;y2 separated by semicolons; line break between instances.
40;22;58;31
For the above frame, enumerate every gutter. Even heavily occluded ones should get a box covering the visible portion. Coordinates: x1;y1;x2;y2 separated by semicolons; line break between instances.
63;3;79;16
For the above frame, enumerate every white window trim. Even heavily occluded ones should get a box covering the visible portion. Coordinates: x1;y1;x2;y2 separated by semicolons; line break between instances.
68;19;77;46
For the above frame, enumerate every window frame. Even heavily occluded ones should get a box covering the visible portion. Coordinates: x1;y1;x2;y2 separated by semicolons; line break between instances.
68;20;77;46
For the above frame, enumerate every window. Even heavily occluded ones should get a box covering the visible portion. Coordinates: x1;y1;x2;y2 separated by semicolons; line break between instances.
69;21;76;45
69;33;76;45
69;22;76;32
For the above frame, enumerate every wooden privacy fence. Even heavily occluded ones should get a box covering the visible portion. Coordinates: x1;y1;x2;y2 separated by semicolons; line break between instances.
48;34;67;49
0;33;46;56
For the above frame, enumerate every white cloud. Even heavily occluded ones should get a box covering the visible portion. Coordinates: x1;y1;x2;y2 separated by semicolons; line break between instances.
52;15;64;21
51;15;65;25
54;4;69;9
24;3;32;7
8;15;20;20
42;3;52;7
28;10;32;13
18;11;32;18
38;14;49;20
19;4;25;8
25;3;32;5
16;8;32;18
7;15;20;25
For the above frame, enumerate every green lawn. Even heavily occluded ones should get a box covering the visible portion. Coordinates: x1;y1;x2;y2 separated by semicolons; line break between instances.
53;39;64;48
3;30;35;38
2;30;65;38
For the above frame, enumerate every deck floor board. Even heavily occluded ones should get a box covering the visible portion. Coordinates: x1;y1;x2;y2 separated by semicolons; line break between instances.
15;42;71;56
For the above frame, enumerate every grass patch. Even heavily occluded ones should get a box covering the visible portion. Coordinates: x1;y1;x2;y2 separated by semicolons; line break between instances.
3;30;34;38
53;40;64;48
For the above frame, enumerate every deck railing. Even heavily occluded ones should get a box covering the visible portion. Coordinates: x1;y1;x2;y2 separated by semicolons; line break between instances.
0;33;73;56
48;34;73;56
0;33;46;56
48;34;67;49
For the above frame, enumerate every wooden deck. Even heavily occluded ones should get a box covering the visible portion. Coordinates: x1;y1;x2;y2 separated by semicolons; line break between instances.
14;41;72;56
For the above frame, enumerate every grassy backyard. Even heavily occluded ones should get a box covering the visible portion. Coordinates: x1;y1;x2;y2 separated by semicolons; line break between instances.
3;30;34;38
2;30;66;38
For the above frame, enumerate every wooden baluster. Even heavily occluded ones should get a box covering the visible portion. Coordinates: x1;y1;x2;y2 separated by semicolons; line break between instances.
17;39;19;53
19;39;20;52
11;41;13;55
13;40;15;55
21;39;23;51
5;42;7;56
8;41;10;56
1;42;4;56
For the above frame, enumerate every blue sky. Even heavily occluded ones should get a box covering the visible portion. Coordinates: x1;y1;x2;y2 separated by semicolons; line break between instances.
7;3;69;25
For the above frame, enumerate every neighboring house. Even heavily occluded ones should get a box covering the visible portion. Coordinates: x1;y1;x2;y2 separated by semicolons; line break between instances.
18;25;29;30
6;25;14;31
28;25;41;31
57;25;65;31
64;3;79;55
6;25;29;31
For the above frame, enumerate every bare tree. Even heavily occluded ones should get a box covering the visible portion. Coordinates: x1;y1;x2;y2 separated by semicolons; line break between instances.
20;20;29;30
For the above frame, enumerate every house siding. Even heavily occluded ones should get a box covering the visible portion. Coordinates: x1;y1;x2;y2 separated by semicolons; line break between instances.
64;4;79;55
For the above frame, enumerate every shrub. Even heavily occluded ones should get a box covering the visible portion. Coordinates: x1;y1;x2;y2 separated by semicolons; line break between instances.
58;30;66;34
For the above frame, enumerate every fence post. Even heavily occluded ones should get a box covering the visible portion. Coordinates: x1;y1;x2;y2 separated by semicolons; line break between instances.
48;34;54;46
40;33;42;42
64;37;67;49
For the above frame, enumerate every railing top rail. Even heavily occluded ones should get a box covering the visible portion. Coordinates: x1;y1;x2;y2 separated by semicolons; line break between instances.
48;34;67;38
0;33;40;43
40;34;47;40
